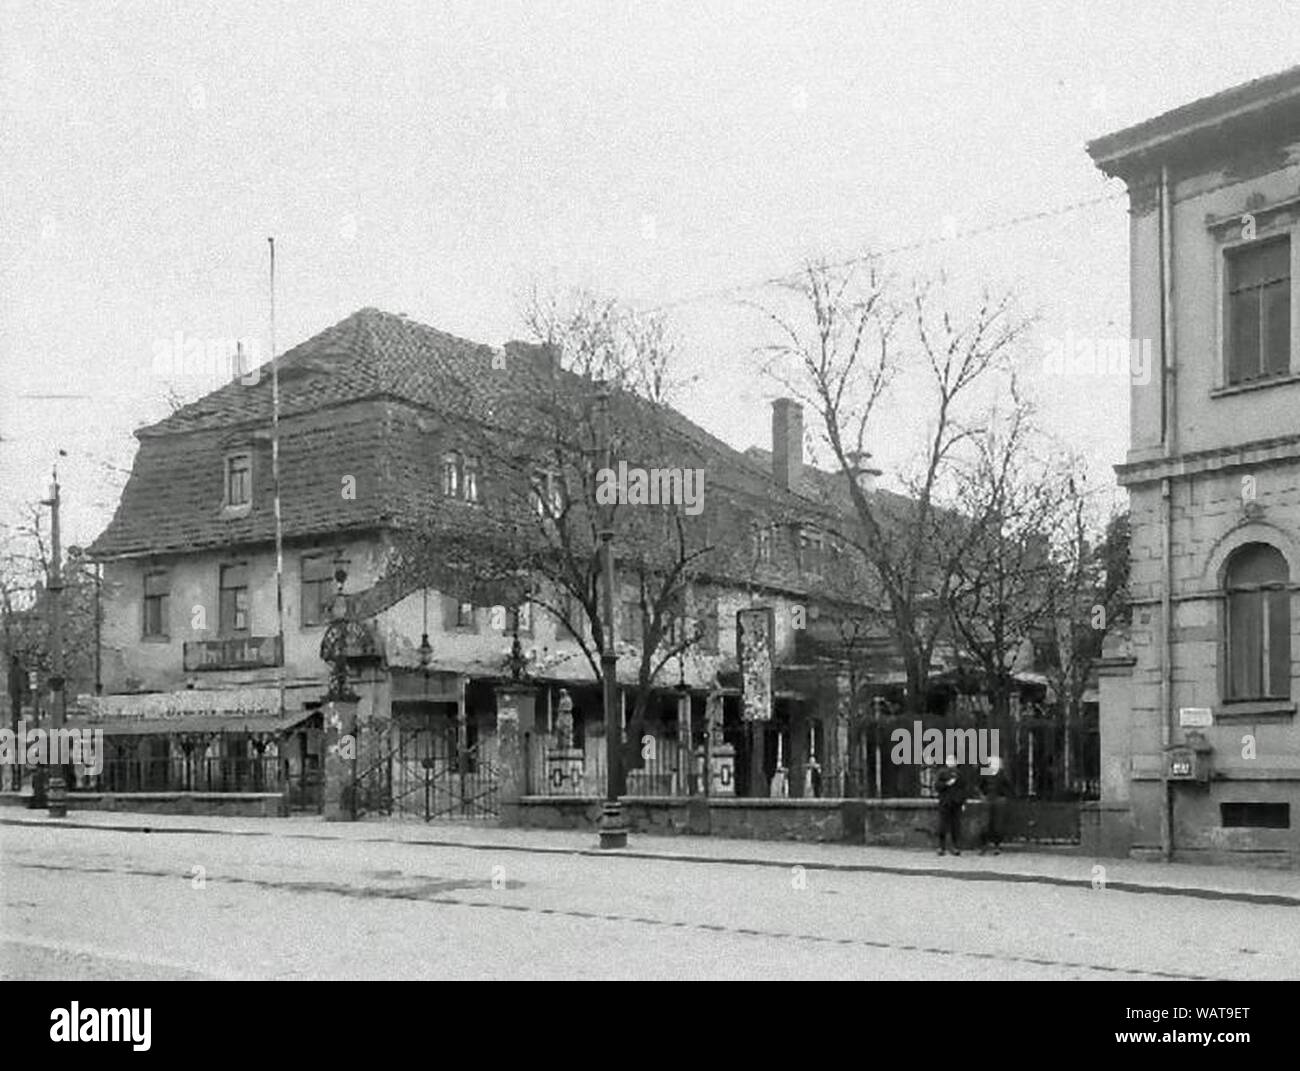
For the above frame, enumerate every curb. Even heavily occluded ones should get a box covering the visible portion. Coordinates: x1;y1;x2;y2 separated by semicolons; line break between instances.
4;815;1299;908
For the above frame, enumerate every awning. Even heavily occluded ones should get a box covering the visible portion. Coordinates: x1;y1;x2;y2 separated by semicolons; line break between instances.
66;708;318;736
66;686;320;736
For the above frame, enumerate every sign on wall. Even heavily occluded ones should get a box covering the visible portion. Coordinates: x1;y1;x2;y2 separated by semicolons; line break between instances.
183;635;283;672
736;607;774;722
83;687;281;721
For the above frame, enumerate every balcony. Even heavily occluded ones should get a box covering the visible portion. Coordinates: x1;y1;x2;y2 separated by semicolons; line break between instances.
183;635;284;672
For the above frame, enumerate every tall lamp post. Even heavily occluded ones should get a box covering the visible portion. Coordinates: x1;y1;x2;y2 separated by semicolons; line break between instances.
595;381;627;848
41;465;68;818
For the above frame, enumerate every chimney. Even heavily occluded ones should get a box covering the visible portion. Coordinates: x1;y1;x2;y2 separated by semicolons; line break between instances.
771;398;803;492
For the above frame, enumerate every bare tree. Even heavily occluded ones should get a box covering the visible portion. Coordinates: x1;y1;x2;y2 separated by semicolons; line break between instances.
945;393;1077;719
387;289;717;787
758;258;1034;714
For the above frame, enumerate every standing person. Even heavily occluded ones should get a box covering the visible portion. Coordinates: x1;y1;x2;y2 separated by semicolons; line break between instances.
979;755;1012;855
935;755;964;855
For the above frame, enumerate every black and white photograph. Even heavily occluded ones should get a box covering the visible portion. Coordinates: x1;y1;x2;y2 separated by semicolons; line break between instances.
1;0;1298;1041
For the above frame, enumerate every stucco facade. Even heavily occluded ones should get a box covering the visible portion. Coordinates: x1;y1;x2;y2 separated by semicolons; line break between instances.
1089;66;1300;864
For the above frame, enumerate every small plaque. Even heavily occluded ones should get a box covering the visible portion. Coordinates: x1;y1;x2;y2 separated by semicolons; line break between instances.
1179;707;1213;728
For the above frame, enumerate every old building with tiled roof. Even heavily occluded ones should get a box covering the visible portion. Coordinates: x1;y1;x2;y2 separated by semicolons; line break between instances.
82;307;900;815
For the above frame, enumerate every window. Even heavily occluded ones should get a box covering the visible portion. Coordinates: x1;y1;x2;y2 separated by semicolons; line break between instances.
695;594;720;653
463;456;480;503
754;525;772;564
799;525;825;574
301;555;334;627
219;563;251;636
225;453;252;507
442;452;461;498
621;600;644;646
1226;237;1290;385
1225;543;1291;701
531;469;564;519
443;596;477;632
142;570;170;638
1221;802;1290;829
442;451;481;503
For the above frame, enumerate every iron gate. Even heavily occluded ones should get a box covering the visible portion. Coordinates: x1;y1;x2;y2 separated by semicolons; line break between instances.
388;724;499;820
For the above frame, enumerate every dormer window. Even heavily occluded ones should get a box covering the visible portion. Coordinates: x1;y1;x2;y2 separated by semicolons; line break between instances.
442;451;461;498
442;451;481;503
1226;236;1290;385
799;525;825;574
531;469;564;519
224;452;252;508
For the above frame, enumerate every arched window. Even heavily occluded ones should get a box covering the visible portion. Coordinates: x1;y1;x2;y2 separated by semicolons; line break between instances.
1225;543;1291;701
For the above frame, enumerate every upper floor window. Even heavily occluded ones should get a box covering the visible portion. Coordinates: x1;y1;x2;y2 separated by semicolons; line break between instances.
754;525;773;564
1225;543;1291;701
442;451;480;503
1226;237;1290;385
531;469;564;519
224;452;252;508
219;563;251;636
300;555;334;627
799;525;825;574
142;569;170;638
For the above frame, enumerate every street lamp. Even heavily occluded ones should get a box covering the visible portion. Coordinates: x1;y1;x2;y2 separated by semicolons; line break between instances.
418;588;433;676
595;380;626;849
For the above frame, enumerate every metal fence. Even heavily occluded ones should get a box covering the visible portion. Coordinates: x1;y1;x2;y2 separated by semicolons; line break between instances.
74;756;284;795
844;715;1100;801
524;732;690;797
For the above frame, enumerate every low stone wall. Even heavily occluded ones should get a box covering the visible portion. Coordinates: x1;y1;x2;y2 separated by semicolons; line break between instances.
520;796;931;846
0;791;287;818
514;795;1084;849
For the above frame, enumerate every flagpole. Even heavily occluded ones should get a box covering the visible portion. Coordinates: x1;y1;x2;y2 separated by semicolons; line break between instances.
269;237;286;718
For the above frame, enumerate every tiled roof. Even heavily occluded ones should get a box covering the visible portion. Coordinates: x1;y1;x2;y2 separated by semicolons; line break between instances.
90;308;838;561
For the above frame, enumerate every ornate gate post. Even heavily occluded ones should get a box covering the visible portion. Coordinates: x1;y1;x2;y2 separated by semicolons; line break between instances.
496;682;536;826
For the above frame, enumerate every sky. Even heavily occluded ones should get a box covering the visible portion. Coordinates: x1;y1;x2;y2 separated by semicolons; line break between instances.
3;0;1300;550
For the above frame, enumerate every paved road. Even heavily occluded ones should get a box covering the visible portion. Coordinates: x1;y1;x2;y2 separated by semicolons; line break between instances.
2;822;1296;980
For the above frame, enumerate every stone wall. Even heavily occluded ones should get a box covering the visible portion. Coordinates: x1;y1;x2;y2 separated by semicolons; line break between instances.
515;796;1081;849
0;792;288;818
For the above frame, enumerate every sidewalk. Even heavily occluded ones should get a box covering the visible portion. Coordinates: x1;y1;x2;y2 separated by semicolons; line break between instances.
4;809;1300;907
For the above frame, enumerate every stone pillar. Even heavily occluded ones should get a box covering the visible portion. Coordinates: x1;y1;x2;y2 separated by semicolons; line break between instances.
323;699;358;822
834;711;850;799
496;683;535;825
789;704;808;799
749;722;767;797
676;689;693;796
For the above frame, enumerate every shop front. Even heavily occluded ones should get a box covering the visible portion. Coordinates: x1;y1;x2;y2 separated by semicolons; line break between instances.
68;686;322;811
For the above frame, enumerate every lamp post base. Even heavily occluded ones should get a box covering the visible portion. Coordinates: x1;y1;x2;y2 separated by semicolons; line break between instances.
47;772;68;818
597;800;627;849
